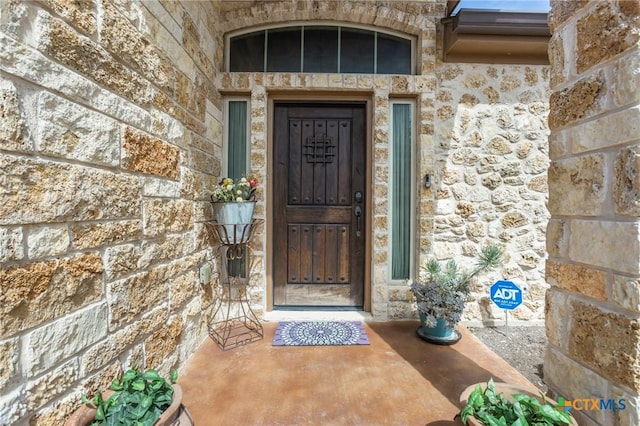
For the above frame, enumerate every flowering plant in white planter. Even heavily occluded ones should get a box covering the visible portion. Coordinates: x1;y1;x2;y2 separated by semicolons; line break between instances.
208;176;260;243
210;176;259;203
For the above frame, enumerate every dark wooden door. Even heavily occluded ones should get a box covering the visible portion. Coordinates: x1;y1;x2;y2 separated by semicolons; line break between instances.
273;103;366;308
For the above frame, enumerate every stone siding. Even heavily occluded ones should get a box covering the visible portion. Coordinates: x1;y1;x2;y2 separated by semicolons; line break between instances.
0;1;220;424
546;1;640;425
432;63;550;325
1;0;553;424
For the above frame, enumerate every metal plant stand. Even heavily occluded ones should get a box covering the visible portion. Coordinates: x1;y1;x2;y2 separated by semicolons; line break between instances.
205;219;263;350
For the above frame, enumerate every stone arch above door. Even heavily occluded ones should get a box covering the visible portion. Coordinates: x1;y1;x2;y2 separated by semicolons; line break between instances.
216;1;441;36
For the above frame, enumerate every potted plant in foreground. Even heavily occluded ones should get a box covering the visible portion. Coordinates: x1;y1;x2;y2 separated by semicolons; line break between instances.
66;365;193;426
209;175;260;243
459;378;576;425
410;245;503;344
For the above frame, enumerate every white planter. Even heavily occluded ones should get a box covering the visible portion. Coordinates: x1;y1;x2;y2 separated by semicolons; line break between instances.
211;202;256;243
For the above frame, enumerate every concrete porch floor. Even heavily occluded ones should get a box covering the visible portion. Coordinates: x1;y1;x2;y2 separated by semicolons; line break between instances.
178;321;540;426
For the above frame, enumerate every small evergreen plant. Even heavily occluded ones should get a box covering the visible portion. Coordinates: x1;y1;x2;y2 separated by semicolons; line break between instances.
410;245;503;328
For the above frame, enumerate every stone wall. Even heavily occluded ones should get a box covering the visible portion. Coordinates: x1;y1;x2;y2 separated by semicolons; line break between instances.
0;0;555;423
430;63;550;325
0;1;221;424
545;1;640;425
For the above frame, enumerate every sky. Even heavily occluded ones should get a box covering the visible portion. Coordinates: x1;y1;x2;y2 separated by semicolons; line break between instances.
452;0;551;14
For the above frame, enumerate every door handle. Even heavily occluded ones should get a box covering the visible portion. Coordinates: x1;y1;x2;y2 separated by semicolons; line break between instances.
354;206;362;237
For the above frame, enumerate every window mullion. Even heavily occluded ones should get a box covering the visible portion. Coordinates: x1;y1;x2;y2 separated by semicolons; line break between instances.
337;27;341;73
374;32;378;74
301;26;305;72
263;30;268;72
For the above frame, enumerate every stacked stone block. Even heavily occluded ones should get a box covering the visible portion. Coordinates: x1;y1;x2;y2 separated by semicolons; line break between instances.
546;1;640;425
0;1;221;423
432;63;551;325
1;0;557;423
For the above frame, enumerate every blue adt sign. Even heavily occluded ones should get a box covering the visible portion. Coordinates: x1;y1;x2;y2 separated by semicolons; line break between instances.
490;280;522;310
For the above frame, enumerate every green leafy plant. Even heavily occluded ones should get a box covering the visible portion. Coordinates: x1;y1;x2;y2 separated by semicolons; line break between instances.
460;378;573;426
82;366;178;426
410;245;503;328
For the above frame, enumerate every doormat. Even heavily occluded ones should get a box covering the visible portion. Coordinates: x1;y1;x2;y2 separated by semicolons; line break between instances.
272;321;370;346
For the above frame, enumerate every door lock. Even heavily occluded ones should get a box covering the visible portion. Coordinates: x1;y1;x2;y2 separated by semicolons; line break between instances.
354;191;363;203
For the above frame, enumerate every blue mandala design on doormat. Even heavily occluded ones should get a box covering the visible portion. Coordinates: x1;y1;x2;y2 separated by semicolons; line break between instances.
272;321;370;346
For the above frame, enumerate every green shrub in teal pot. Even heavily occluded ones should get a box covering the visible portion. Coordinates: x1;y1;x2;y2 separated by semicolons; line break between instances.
410;245;503;343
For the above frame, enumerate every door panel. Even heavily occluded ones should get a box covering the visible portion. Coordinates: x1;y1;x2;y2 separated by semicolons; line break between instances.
274;104;365;307
285;224;351;284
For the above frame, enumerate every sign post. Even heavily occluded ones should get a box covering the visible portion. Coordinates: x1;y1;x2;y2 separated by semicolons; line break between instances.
490;280;523;332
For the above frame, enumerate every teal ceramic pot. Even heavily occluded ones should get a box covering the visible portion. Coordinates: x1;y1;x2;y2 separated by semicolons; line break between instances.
417;313;461;345
419;314;453;338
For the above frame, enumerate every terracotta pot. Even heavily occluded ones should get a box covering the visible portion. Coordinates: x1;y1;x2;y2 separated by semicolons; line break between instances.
65;389;114;426
459;382;577;426
156;384;193;426
66;384;193;426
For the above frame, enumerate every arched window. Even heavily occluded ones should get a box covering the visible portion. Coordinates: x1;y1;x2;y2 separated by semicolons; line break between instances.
227;24;414;74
